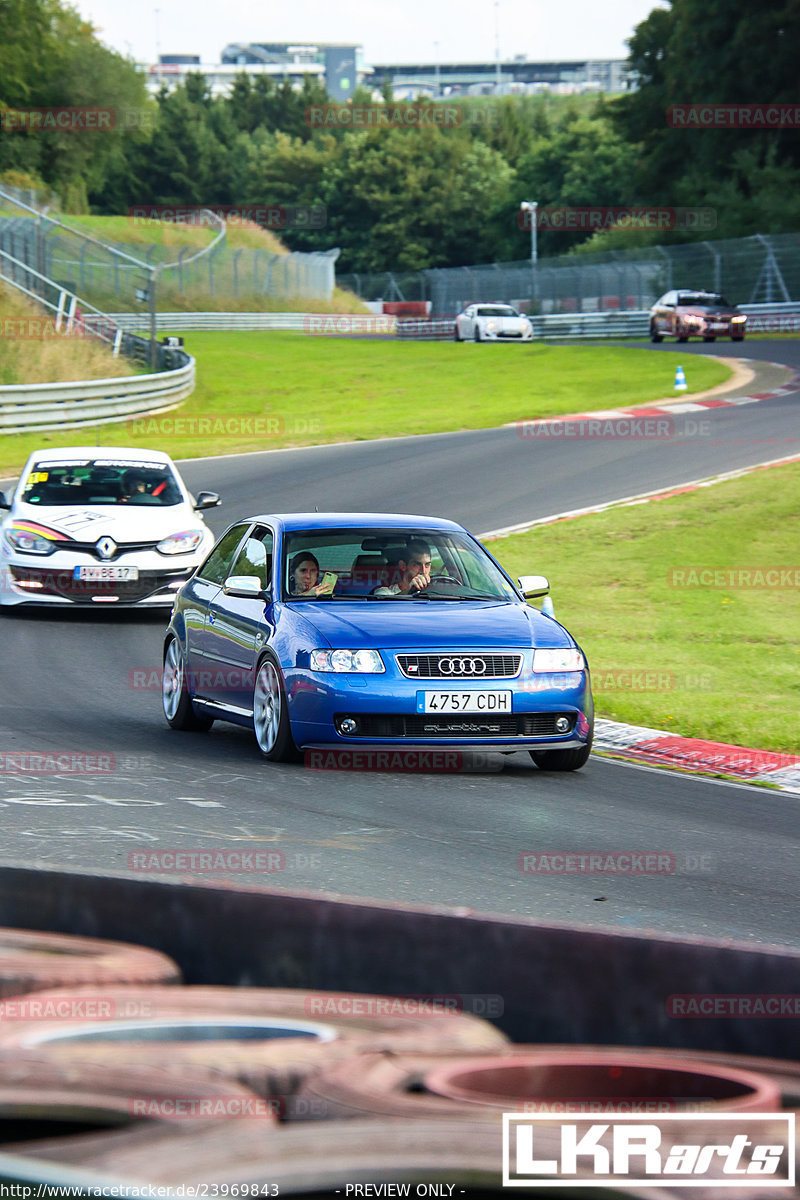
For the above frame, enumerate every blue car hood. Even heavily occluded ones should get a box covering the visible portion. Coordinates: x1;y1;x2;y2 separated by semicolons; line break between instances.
295;600;572;650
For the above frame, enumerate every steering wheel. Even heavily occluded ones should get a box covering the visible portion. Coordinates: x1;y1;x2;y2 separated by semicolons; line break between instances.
425;572;463;588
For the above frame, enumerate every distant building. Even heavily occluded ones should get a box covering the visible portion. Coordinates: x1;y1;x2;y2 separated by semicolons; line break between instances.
371;58;634;96
144;43;369;101
142;48;631;101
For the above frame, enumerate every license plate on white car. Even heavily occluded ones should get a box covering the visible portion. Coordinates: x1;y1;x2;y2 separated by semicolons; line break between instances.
418;691;512;713
73;565;139;581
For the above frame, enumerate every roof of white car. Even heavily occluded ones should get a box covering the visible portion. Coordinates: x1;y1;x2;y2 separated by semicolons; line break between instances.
28;447;173;465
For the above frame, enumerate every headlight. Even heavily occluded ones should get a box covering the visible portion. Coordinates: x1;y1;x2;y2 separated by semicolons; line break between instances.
731;315;746;323
310;649;385;674
683;314;704;326
157;530;204;555
5;525;62;555
486;321;497;331
533;648;585;672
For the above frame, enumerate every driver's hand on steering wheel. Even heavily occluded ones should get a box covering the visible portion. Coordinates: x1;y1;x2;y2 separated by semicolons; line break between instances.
408;572;430;592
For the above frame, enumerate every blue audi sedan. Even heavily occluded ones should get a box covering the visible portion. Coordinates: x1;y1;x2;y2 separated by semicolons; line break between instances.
162;513;594;771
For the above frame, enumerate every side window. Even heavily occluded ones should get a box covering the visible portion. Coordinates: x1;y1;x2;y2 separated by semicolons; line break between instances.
197;523;250;585
230;526;273;589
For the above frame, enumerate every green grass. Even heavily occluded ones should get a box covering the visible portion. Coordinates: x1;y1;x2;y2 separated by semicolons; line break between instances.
488;461;800;753
0;335;730;473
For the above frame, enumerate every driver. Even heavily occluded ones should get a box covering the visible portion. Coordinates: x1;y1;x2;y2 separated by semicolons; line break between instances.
120;470;147;502
374;540;432;595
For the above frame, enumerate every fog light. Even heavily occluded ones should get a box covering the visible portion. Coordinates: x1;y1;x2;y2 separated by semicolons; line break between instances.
340;718;358;734
555;716;570;733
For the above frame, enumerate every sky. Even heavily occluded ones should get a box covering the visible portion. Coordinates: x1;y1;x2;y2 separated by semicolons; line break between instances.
73;0;666;67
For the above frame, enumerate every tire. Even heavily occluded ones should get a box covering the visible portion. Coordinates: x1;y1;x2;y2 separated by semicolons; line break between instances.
11;1118;525;1191
676;328;689;342
0;986;508;1112
703;335;716;342
453;325;461;342
649;322;662;343
473;326;481;343
0;1053;265;1139
530;725;593;772
253;652;301;762
0;928;181;998
732;335;744;342
162;637;213;732
295;1046;779;1122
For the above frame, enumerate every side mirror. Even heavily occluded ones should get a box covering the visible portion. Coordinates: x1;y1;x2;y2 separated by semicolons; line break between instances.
194;491;221;511
518;574;549;599
0;493;10;510
222;575;266;599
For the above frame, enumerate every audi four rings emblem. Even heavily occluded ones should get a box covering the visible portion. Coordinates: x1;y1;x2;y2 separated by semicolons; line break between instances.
438;657;487;674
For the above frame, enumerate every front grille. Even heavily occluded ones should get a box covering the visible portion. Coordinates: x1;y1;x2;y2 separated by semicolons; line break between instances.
396;653;522;679
65;540;158;560
337;713;575;739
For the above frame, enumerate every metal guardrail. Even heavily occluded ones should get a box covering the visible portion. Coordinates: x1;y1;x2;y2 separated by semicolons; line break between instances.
0;355;195;435
105;311;395;333
99;301;800;344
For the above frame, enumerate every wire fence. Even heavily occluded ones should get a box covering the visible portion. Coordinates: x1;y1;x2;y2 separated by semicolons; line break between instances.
0;186;339;312
339;234;800;316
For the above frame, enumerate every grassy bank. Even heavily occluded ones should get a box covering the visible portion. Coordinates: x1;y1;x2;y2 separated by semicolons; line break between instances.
489;460;800;753
0;335;730;473
0;284;134;388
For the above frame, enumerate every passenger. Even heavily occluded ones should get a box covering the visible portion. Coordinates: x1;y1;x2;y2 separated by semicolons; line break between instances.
288;552;335;597
374;540;432;595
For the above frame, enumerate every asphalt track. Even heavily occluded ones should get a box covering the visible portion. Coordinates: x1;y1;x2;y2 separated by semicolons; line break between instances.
1;339;798;948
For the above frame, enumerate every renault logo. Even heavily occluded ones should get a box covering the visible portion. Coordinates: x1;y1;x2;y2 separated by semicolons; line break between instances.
95;537;117;561
438;657;487;675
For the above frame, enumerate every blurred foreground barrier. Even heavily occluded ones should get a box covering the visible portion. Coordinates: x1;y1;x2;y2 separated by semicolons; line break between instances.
0;866;798;1060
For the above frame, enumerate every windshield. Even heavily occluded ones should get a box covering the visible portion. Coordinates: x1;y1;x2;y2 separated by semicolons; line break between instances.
282;527;519;601
476;305;520;317
21;458;184;507
677;293;732;308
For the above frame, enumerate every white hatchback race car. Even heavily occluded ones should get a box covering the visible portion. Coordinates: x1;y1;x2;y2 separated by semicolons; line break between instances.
0;447;220;608
454;303;534;342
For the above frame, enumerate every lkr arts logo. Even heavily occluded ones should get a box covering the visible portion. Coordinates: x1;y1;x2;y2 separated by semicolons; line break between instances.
502;1114;795;1187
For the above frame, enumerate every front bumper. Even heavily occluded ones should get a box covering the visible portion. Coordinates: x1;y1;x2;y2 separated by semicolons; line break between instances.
285;661;593;751
0;550;203;606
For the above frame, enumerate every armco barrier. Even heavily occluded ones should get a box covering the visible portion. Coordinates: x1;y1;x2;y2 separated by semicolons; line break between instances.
0;353;195;434
106;312;398;334
106;302;800;340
